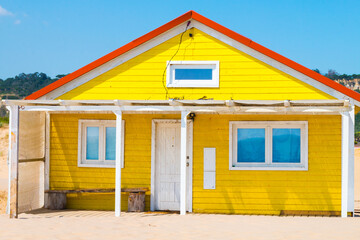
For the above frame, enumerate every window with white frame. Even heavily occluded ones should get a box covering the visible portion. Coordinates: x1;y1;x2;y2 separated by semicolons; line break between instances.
229;121;308;170
166;61;219;88
78;120;125;168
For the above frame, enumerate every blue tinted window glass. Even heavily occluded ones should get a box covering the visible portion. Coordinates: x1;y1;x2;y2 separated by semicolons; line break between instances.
272;128;301;163
237;128;265;163
175;69;212;80
105;127;116;160
86;127;99;160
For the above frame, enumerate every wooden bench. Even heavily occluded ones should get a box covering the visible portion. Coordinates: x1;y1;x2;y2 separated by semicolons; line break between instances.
45;188;148;212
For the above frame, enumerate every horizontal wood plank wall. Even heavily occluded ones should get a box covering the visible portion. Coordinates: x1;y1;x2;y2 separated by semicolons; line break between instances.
50;113;180;211
51;113;341;214
193;114;341;215
58;28;334;101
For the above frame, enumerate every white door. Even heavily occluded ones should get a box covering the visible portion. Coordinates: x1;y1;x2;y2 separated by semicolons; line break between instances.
154;121;192;211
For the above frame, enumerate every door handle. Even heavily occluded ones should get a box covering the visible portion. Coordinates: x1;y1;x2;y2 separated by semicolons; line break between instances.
186;162;189;167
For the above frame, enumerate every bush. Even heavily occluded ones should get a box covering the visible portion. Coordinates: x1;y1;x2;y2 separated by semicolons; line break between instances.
0;116;8;126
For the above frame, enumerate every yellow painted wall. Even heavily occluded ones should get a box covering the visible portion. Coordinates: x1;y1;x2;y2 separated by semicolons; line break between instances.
50;113;341;214
58;28;334;101
50;113;178;210
193;114;341;215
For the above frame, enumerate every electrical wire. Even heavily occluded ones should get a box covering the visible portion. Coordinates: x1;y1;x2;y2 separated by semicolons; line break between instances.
161;21;191;99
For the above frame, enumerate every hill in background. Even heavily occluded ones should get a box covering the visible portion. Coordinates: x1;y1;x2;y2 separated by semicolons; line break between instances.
0;73;66;100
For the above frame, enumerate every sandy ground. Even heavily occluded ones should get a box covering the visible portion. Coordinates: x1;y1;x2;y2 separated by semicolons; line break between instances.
0;211;359;240
0;126;8;214
0;126;8;191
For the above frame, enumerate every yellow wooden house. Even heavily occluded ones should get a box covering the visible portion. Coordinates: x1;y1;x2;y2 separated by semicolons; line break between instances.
3;11;360;218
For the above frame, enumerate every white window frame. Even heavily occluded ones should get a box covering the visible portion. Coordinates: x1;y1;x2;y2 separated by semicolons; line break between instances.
78;119;125;168
166;61;219;88
229;121;308;171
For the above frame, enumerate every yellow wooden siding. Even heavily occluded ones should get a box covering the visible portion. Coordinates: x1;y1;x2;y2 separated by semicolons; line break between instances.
58;28;334;101
193;114;341;214
50;113;341;214
50;113;179;211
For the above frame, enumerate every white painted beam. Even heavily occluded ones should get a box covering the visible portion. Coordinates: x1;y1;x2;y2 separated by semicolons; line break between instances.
7;105;19;218
114;111;122;217
348;105;355;214
20;105;350;115
341;111;350;218
44;112;50;208
180;111;190;215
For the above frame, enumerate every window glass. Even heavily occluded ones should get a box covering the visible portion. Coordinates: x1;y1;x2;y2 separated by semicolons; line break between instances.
86;127;99;160
105;127;116;160
272;128;301;163
237;128;265;163
175;69;212;80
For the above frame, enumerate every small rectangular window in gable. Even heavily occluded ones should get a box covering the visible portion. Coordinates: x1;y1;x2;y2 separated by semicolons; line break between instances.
166;61;219;88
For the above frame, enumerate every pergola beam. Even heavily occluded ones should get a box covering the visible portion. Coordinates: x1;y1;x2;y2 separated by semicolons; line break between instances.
341;103;355;218
114;110;123;217
2;99;350;107
2;99;351;114
180;111;190;215
7;105;19;219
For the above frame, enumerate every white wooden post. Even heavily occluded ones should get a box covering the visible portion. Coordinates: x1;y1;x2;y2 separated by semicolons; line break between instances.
114;111;122;217
44;112;50;208
7;105;19;218
341;111;350;218
348;105;355;215
180;111;190;215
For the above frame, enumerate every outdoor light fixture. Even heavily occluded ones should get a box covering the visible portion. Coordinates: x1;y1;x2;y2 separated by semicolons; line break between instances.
188;112;196;120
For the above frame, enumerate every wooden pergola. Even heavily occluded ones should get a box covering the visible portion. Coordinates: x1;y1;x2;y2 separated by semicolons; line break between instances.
1;99;355;218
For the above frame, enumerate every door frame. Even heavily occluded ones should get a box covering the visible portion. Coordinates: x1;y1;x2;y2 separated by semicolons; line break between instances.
150;119;193;212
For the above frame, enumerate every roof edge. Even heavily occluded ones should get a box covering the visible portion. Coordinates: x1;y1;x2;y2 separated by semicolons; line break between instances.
25;10;194;100
191;12;360;103
25;10;360;104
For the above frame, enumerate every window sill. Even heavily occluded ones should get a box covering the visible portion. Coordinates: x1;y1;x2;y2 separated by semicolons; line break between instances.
166;83;219;88
229;165;308;171
78;163;117;168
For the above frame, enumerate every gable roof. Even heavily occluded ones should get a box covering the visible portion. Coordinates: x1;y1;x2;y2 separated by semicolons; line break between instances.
25;10;360;104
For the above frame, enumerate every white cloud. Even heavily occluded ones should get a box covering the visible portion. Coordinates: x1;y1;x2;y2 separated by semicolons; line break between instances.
0;5;13;16
14;19;21;24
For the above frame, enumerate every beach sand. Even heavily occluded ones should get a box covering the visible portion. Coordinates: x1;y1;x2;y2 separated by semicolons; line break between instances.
0;126;8;214
0;210;360;240
0;126;8;191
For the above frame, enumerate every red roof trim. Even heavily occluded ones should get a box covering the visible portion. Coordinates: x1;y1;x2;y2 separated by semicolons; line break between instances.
26;10;360;102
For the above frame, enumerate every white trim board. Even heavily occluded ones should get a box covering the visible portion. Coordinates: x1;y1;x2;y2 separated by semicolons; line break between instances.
150;119;193;212
36;19;360;106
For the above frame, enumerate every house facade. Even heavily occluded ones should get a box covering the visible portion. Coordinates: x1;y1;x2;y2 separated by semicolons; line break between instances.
3;11;359;218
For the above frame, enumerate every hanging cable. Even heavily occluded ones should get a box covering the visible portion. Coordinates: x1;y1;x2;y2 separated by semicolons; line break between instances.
161;21;191;99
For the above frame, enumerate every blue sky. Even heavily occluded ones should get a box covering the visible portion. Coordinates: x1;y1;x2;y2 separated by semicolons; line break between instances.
0;0;359;79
